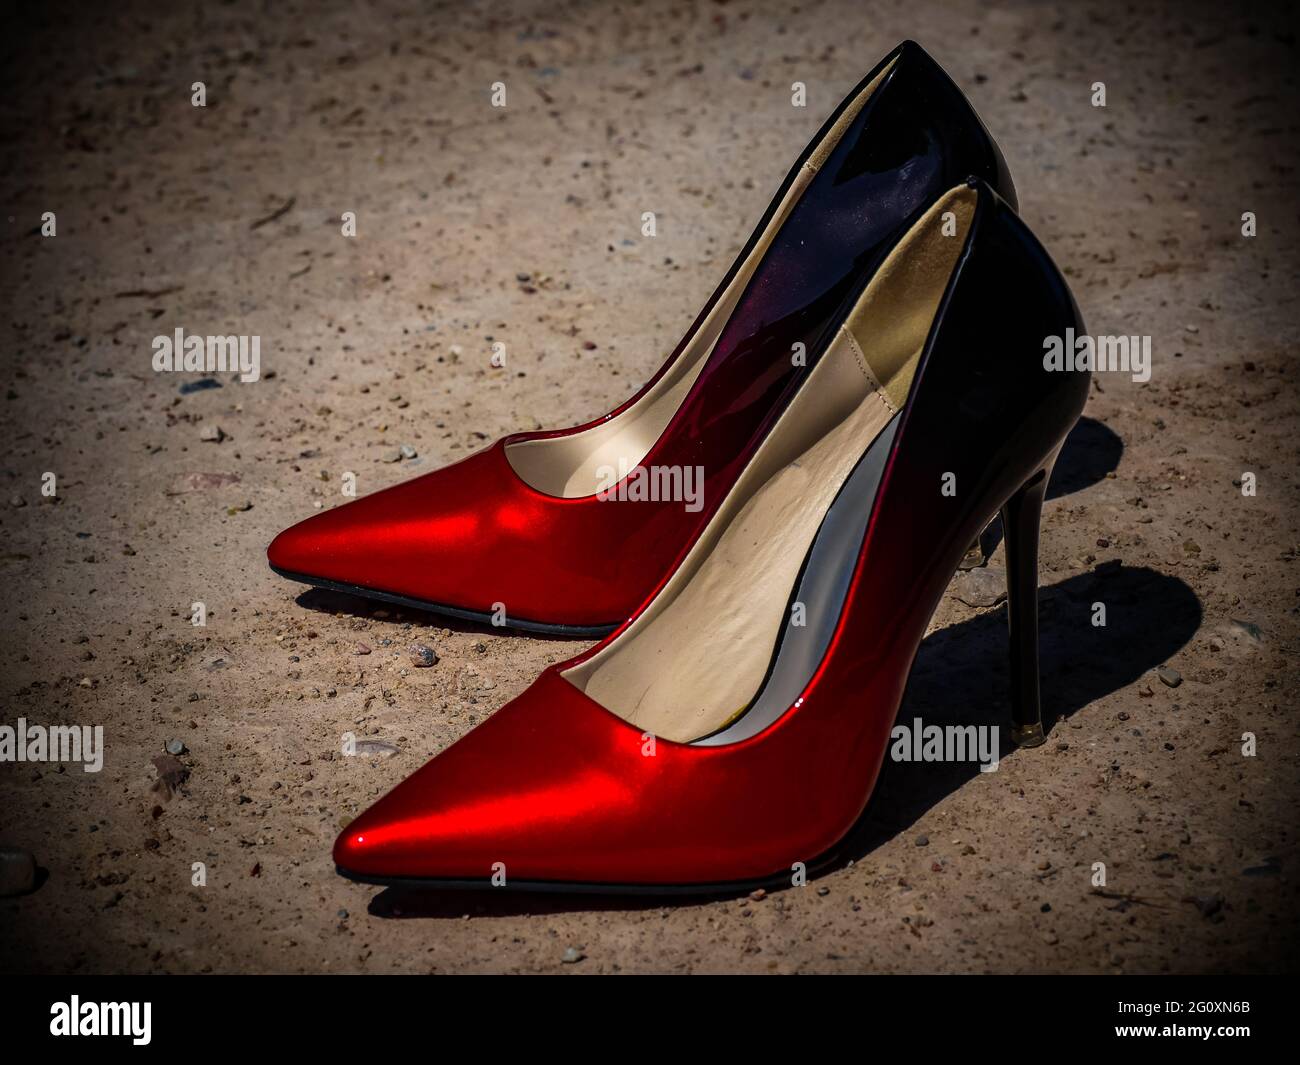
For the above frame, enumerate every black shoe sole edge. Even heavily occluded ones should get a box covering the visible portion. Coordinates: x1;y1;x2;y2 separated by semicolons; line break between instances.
334;849;845;899
269;565;618;638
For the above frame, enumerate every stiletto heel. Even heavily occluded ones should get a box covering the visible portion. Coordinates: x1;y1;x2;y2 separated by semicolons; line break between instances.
1002;456;1057;748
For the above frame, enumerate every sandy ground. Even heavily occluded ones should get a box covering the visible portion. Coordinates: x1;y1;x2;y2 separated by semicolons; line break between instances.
1;0;1297;974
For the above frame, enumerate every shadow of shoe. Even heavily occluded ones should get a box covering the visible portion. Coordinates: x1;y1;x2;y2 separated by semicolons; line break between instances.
838;565;1202;861
1048;415;1124;501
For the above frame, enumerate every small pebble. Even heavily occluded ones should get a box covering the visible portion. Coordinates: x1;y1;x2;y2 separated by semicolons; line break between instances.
561;947;585;964
1156;666;1182;688
199;424;226;443
165;738;186;756
915;834;929;847
409;644;438;668
399;444;418;459
952;566;1006;608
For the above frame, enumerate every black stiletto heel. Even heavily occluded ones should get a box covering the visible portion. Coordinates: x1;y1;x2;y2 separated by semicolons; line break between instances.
1002;454;1058;747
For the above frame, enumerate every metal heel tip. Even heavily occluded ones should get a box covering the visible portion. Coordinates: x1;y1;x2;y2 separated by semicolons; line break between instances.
1011;722;1045;748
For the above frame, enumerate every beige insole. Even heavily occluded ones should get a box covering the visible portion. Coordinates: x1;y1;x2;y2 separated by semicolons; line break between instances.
504;59;897;499
563;186;977;742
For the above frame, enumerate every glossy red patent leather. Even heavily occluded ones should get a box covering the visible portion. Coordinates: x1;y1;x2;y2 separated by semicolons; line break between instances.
335;666;879;885
269;439;695;629
268;40;1015;632
334;188;1090;888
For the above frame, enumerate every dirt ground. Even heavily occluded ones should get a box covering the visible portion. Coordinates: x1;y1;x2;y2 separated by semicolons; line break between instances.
1;0;1297;974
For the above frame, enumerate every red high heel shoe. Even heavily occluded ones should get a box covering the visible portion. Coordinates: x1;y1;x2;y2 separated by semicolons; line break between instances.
333;179;1090;891
268;41;1015;634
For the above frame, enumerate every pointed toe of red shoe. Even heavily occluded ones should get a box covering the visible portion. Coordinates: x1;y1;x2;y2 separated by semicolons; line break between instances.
330;673;631;885
329;668;872;890
333;805;418;882
266;442;629;632
264;481;416;590
265;444;518;619
331;757;480;882
266;512;328;579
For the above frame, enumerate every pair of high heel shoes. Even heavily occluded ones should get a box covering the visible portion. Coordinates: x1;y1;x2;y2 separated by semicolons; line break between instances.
268;41;1089;892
